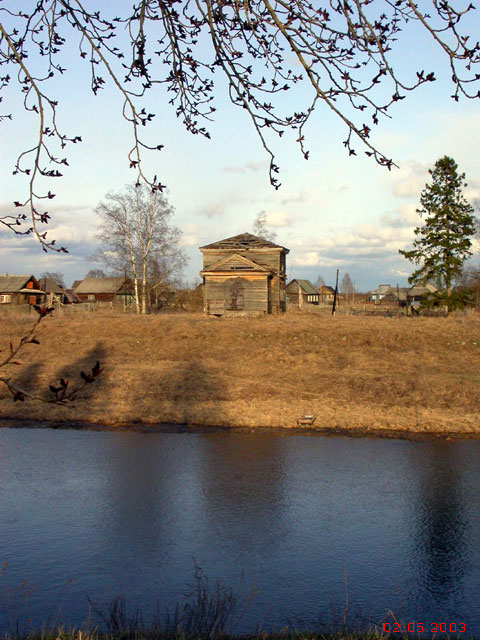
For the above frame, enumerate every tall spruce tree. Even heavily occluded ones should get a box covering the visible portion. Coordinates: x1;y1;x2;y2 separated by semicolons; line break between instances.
399;156;476;297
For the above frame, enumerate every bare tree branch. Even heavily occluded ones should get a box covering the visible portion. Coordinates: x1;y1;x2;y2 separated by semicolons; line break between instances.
1;0;479;246
0;305;102;406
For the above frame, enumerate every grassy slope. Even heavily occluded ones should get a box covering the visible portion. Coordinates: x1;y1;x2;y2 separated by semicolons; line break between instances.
1;311;479;433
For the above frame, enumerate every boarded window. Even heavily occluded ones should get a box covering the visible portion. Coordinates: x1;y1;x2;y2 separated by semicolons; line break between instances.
225;278;244;310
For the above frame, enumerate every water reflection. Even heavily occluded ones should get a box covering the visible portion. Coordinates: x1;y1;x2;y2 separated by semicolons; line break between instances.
409;442;468;621
0;429;479;635
196;433;288;551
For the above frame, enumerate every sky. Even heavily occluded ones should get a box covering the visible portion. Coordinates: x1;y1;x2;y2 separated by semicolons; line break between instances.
1;3;480;292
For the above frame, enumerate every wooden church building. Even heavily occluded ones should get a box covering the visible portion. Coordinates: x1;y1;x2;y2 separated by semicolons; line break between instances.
200;233;289;316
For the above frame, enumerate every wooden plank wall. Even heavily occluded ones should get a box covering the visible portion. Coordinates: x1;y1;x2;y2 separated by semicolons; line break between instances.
204;276;268;314
202;249;287;314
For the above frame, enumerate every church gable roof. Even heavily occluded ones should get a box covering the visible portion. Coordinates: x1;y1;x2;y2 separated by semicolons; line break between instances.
201;253;270;274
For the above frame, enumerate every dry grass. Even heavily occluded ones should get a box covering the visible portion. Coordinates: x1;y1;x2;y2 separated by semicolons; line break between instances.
1;310;479;434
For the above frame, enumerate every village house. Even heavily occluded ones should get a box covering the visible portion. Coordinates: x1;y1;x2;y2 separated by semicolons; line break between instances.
200;233;289;316
0;274;46;305
74;277;135;305
380;286;409;306
318;285;336;304
370;283;438;306
408;284;437;306
38;276;80;305
286;279;320;307
369;284;392;302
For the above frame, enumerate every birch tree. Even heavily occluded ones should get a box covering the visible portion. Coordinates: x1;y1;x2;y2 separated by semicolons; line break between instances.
341;272;355;302
93;184;185;314
253;211;277;242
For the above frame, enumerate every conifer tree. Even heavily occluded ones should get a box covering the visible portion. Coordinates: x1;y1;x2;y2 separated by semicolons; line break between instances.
399;156;476;297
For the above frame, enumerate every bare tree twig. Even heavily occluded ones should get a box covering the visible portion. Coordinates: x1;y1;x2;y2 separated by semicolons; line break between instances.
1;0;479;247
0;305;102;406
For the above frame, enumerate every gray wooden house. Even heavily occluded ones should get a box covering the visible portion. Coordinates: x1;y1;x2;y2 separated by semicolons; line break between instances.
286;279;320;307
38;276;70;305
200;233;289;316
74;277;135;305
0;274;46;305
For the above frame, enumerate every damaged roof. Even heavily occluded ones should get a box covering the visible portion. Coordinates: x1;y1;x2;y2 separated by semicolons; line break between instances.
200;232;289;252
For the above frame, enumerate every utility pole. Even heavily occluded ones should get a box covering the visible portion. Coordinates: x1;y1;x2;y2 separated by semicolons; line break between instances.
332;268;339;316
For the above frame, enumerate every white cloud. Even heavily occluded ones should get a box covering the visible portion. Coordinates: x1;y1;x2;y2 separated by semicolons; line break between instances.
223;161;265;174
281;191;307;205
294;251;320;266
266;210;292;228
288;212;418;270
390;268;411;278
393;170;427;198
180;222;199;246
294;251;344;267
195;201;226;218
180;234;198;247
44;223;97;244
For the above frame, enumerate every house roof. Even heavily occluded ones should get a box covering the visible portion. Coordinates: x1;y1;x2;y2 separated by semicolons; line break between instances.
0;274;37;292
65;290;82;303
319;285;335;294
409;284;437;296
383;287;409;301
74;277;128;294
38;276;65;293
287;279;320;295
72;279;83;290
200;232;289;252
201;253;270;275
371;284;392;295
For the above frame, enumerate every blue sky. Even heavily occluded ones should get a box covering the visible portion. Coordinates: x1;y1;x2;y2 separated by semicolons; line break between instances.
1;3;479;291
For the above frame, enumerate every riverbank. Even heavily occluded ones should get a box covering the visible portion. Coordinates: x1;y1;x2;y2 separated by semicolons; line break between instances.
1;311;479;434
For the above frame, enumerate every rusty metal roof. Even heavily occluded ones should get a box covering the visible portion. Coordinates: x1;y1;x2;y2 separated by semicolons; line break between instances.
200;232;289;252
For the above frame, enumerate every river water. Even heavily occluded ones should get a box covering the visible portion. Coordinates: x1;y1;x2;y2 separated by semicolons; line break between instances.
0;427;479;636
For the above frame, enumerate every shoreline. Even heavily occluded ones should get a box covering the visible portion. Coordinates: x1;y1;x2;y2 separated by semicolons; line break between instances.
1;416;479;441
